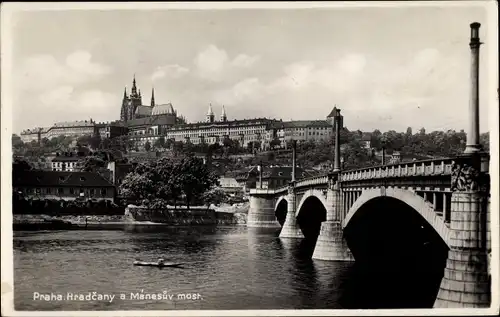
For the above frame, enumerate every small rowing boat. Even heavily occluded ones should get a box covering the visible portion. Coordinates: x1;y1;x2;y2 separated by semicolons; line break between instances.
133;260;183;267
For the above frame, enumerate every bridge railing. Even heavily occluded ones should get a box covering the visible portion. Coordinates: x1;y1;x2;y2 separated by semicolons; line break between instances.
295;175;329;188
249;188;279;195
249;157;456;195
340;157;455;182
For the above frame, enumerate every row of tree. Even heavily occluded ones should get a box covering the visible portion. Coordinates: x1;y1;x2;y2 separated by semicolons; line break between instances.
12;193;123;215
118;154;222;209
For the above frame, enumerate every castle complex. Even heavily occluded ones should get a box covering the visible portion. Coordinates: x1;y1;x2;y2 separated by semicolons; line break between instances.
19;76;334;150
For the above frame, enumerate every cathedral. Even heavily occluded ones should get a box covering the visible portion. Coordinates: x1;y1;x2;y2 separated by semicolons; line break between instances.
120;76;178;122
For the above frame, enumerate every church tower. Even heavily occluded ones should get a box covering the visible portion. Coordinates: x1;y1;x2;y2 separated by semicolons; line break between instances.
220;105;227;122
206;103;215;123
150;88;155;108
120;87;129;122
127;75;143;120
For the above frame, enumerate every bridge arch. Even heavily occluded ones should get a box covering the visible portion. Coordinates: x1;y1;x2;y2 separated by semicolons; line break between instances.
274;196;288;227
274;195;288;213
295;189;328;217
294;190;328;240
343;187;450;246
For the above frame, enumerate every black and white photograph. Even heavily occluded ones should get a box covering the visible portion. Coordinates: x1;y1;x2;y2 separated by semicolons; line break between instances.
1;1;498;316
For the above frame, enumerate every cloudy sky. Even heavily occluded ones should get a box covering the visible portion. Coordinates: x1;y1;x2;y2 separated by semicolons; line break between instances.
7;3;495;134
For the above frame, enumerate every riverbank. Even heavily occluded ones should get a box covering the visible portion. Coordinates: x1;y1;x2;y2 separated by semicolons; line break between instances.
12;211;248;231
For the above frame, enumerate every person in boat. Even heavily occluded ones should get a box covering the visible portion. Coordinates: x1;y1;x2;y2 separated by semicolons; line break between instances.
157;258;165;266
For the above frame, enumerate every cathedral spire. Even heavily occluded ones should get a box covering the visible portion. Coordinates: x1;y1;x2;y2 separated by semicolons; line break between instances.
131;74;137;95
150;87;155;107
123;87;128;99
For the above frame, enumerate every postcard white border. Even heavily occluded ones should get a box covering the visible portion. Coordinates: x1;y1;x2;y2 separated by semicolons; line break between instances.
1;1;499;316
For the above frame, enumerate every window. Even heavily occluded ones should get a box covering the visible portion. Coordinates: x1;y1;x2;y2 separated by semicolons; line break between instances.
35;188;41;194
101;188;107;196
70;188;75;194
89;189;95;196
80;177;86;181
46;188;51;194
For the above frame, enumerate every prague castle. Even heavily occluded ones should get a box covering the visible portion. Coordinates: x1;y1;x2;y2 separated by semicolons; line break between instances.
20;76;334;150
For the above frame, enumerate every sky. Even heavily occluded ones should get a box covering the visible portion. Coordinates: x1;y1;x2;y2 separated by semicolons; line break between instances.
6;2;496;134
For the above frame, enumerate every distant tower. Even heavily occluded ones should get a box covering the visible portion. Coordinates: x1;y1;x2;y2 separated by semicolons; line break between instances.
206;103;215;123
120;87;129;122
127;74;142;120
150;88;155;107
220;105;227;122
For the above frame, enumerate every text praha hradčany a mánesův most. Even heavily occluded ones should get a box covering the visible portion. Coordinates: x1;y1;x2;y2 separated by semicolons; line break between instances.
33;290;203;303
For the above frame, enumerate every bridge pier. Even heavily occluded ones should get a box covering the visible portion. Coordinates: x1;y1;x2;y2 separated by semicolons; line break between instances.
247;194;280;228
279;187;304;239
434;156;490;308
312;177;354;261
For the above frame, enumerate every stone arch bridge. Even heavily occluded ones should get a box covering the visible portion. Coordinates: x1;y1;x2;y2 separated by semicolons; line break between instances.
248;155;491;308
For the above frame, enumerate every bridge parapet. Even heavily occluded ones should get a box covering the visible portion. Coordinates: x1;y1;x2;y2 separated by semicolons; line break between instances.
340;158;455;182
295;175;329;188
249;188;278;195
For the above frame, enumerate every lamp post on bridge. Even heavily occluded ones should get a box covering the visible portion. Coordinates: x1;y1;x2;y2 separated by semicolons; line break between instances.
434;21;490;309
258;160;263;189
331;107;343;173
464;22;483;154
291;139;297;182
381;138;386;165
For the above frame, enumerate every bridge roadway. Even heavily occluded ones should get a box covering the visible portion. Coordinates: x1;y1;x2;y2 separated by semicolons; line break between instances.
248;154;491;308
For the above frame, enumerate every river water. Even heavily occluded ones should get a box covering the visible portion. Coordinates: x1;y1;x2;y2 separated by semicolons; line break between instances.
13;225;437;311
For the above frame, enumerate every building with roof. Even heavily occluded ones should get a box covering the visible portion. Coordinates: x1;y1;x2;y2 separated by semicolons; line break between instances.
265;120;333;149
19;127;45;144
51;153;82;172
361;132;372;149
95;120;129;139
45;120;97;139
13;170;116;202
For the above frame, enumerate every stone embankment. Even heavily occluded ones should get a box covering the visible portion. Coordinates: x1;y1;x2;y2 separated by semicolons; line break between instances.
12;204;248;230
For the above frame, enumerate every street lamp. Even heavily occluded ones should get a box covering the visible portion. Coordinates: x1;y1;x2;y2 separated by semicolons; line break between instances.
258;160;263;189
381;137;387;165
340;156;345;170
331;107;343;172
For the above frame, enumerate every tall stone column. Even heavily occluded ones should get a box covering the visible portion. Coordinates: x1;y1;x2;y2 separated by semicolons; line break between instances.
464;22;482;154
279;185;304;239
312;174;354;261
434;155;490;308
247;194;281;228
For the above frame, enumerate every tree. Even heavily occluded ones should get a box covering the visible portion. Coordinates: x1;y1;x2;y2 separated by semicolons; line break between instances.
480;132;490;152
176;155;219;208
270;138;281;149
13;158;33;173
89;134;102;150
154;136;166;150
165;138;174;150
118;155;218;209
119;169;156;205
144;141;152;152
12;134;25;150
202;188;228;206
77;156;107;173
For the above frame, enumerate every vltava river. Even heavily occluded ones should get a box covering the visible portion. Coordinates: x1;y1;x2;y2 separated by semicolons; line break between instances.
13;225;437;310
